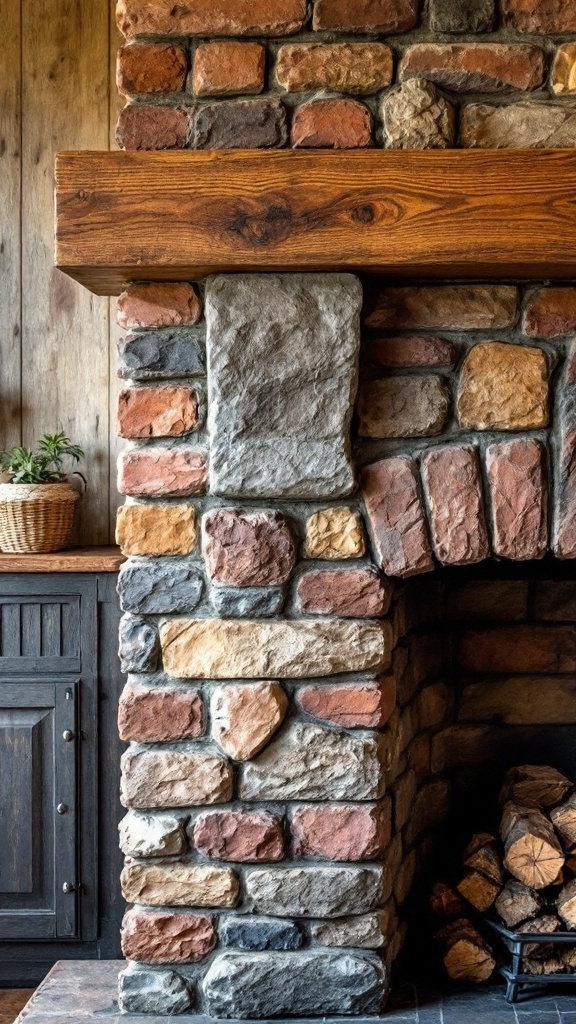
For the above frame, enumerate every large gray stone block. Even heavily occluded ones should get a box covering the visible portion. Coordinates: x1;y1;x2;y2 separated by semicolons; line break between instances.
245;866;384;918
206;274;362;499
118;614;159;673
117;558;204;614
219;916;303;951
117;328;206;380
203;951;386;1018
118;965;192;1014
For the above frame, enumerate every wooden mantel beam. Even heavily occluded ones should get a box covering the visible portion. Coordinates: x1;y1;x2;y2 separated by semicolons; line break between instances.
55;149;576;295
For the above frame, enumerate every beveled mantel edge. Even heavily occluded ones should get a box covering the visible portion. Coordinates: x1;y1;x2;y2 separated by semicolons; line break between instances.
55;148;576;295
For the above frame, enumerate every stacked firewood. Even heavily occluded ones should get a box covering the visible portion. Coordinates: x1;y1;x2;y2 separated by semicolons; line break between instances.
431;765;576;983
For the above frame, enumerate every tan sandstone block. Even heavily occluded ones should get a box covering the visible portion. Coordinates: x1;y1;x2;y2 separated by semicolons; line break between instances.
552;44;576;95
304;507;366;559
276;43;393;94
116;504;196;556
121;862;239;908
121;747;233;808
457;343;549;430
211;683;288;761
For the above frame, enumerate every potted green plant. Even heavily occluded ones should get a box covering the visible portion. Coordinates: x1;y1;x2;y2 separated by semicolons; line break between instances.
0;432;85;553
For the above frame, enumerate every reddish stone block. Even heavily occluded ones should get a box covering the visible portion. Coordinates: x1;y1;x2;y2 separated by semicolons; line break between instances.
118;448;207;497
291;804;391;860
117;43;188;95
121;909;216;963
459;626;576;673
117;387;198;439
361;457;433;578
554;368;576;558
365;335;457;368
297;569;392;618
364;284;518;331
193;810;285;862
523;288;576;338
312;0;418;33
118;283;202;330
193;42;265;97
118;687;205;742
297;677;397;728
117;0;308;38
202;508;295;587
115;104;191;150
502;0;576;33
422;446;489;566
486;439;547;560
291;99;372;149
400;43;545;92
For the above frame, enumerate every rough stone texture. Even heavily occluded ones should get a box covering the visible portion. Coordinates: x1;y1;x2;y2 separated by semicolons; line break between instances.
117;329;205;380
117;43;188;95
276;44;393;94
116;504;196;557
119;810;187;858
457;343;549;430
311;913;389;949
117;557;204;614
202;508;295;587
365;284;518;330
118;967;191;1015
554;379;576;558
122;863;239;908
291;99;373;149
422;446;489;566
211;587;285;618
361;457;434;578
118;284;202;330
118;614;159;673
193;42;265;97
193;99;287;149
238;722;386;801
203;951;385;1018
211;683;288;761
291;805;391;860
160;618;388;679
297;569;392;618
383;79;455;149
429;0;494;32
487;439;547;560
117;386;198;439
118;447;207;497
304;507;366;559
245;865;385;917
552;45;576;95
193;810;285;862
297;678;396;728
313;0;418;33
117;0;308;37
220;917;302;951
461;103;576;149
121;909;216;964
206;274;362;499
524;287;576;337
400;44;545;93
120;747;233;808
118;687;204;742
365;335;457;368
358;376;450;438
115;103;191;150
502;0;576;33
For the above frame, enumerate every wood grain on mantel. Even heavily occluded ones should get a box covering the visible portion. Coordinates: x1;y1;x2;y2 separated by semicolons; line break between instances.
0;547;125;573
55;149;576;294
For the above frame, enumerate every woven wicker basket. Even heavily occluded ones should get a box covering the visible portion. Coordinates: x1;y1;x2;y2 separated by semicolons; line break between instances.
0;482;79;553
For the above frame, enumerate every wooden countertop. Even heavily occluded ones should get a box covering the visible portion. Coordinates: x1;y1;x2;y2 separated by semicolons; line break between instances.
0;547;125;573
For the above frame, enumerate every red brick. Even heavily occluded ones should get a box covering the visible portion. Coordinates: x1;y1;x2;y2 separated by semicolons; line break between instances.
117;0;308;37
118;448;207;497
361;457;433;578
297;569;392;618
502;0;576;33
121;909;216;964
117;43;188;95
276;43;393;94
115;103;191;150
400;44;545;93
524;288;576;338
459;626;576;673
297;678;396;728
118;687;204;742
364;285;518;330
202;508;295;587
193;42;265;97
365;335;457;368
193;811;285;862
291;804;391;861
291;99;372;149
117;387;198;439
487;439;547;561
313;0;418;33
117;283;202;329
422;446;489;567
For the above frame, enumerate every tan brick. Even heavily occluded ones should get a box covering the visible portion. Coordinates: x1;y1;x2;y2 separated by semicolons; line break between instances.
115;103;191;150
117;283;202;329
121;863;239;908
117;43;188;95
364;285;517;331
313;0;418;33
276;43;392;94
457;343;549;431
461;103;576;149
400;44;545;93
291;99;372;149
552;44;576;95
117;387;198;439
121;747;233;808
117;0;307;38
524;288;576;338
116;504;196;556
193;42;265;97
304;507;366;560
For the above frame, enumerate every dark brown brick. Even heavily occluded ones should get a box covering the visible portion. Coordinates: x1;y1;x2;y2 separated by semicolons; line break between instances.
115;104;191;150
313;0;419;33
193;98;287;149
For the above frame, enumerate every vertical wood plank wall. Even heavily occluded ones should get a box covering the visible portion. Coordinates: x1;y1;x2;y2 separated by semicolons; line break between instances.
0;0;122;544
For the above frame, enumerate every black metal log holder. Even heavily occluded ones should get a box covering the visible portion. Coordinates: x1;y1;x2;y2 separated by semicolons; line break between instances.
487;919;576;1003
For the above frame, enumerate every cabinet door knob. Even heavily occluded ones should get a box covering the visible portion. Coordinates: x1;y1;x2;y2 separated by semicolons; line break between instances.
62;882;75;894
57;803;69;815
62;730;75;742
